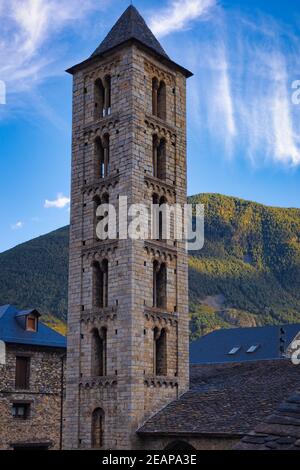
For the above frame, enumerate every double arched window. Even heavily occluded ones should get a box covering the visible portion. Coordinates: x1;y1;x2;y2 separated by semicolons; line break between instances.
94;75;111;120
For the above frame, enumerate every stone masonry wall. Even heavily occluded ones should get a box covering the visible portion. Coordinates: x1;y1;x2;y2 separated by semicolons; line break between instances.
0;343;65;450
64;41;189;450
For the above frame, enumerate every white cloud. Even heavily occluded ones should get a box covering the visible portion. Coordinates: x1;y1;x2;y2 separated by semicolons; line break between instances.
11;221;24;230
149;0;216;37
0;0;110;91
44;193;70;209
185;7;300;167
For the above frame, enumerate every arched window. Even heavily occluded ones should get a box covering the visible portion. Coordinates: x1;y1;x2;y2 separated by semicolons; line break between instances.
157;138;166;180
157;81;166;120
152;77;159;116
94;76;111;120
152;136;166;180
94;79;105;120
154;327;167;376
91;328;107;376
95;135;110;179
91;408;104;448
104;75;111;116
93;259;108;308
159;196;167;241
153;261;167;309
94;194;109;241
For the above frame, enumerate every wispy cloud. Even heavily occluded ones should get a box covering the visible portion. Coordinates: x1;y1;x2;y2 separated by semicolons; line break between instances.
11;221;24;230
185;7;300;167
149;0;216;37
44;193;70;209
0;0;110;92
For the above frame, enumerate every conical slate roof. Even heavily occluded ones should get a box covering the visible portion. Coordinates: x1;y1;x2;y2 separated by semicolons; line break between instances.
91;5;169;59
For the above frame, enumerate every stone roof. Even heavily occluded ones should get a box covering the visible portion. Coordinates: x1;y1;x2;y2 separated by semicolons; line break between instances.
235;388;300;450
91;6;169;59
138;360;300;437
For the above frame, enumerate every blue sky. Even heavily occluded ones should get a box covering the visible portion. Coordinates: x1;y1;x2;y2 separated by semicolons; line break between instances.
0;0;300;252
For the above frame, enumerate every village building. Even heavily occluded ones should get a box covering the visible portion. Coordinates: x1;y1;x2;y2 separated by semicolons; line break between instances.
0;304;66;450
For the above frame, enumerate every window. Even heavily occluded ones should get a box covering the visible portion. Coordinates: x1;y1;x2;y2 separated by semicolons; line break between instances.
95;135;110;179
94;79;105;120
152;78;166;120
91;408;104;448
247;345;260;353
152;135;166;180
26;314;37;332
228;346;241;355
94;76;111;120
91;328;107;376
153;261;167;309
154;327;167;376
93;260;108;309
15;357;30;389
157;81;166;120
12;403;30;420
94;193;109;240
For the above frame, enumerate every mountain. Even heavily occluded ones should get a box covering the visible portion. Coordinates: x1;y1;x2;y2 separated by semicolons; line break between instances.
189;194;300;338
0;226;69;334
0;194;299;338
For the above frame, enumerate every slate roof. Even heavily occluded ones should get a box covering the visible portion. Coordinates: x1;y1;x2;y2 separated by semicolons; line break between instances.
92;6;169;59
0;305;66;349
138;361;300;437
190;324;300;364
235;389;300;450
67;6;192;77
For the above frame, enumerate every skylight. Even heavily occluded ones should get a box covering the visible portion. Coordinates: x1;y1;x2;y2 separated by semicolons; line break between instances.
228;346;241;355
247;345;259;353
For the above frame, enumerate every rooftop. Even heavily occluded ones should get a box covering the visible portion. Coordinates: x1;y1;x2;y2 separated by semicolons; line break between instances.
138;360;300;437
0;305;66;349
67;6;192;77
91;6;169;60
190;324;300;364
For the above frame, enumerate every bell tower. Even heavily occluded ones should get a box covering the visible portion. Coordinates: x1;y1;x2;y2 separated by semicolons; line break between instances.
64;6;192;450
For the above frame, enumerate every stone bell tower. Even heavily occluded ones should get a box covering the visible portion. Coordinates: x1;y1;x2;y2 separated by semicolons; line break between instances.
64;6;192;450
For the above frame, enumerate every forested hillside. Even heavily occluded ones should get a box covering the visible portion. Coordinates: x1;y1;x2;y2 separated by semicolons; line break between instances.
0;194;299;338
189;194;300;338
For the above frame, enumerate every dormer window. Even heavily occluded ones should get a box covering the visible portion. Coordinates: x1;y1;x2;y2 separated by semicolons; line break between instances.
26;314;38;332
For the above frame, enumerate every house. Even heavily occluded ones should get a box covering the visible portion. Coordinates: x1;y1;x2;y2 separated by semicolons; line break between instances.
0;305;66;450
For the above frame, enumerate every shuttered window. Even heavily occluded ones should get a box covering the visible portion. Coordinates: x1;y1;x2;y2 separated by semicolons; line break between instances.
15;356;30;389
